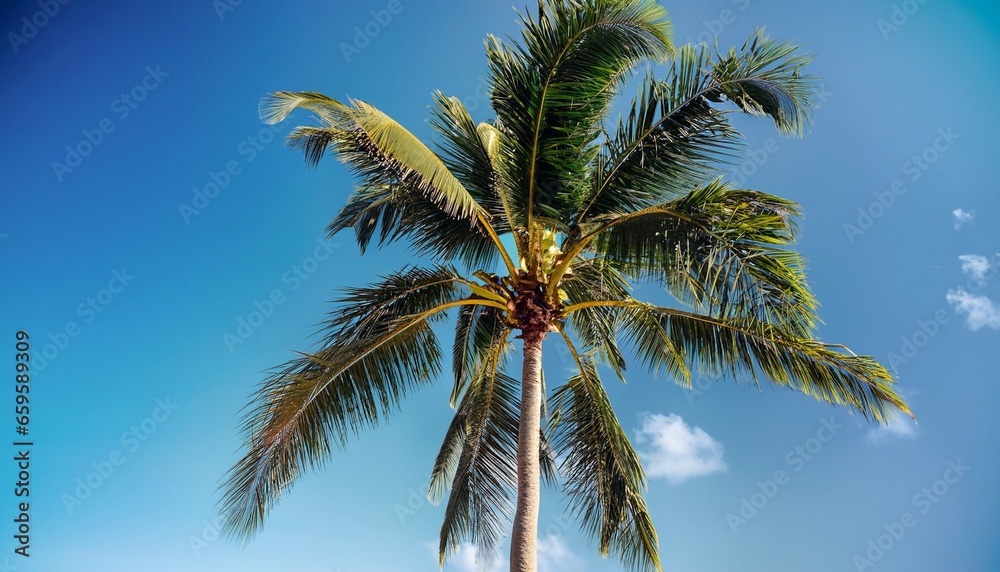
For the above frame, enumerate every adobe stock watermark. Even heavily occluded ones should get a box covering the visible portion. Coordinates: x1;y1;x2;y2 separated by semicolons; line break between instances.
459;76;491;115
340;0;405;64
212;0;244;21
51;65;170;182
187;519;347;562
547;333;591;378
886;254;999;371
683;0;751;45
188;515;224;556
33;268;136;372
843;127;959;244
396;469;575;538
178;121;288;223
878;0;929;41
394;472;578;532
726;86;833;186
7;0;70;54
394;471;433;524
222;237;339;352
885;309;950;372
61;398;179;514
729;138;779;187
851;459;969;570
683;375;722;405
725;417;843;533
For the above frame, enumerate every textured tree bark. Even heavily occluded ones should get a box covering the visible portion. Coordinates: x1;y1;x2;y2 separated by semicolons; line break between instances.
510;333;543;572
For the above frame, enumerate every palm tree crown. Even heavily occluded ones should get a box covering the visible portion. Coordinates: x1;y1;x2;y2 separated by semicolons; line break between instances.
220;2;910;571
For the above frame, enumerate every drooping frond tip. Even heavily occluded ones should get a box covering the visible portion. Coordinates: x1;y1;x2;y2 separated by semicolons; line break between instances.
487;0;674;226
218;266;486;543
712;28;818;136
551;348;662;572
260;91;486;222
259;90;352;126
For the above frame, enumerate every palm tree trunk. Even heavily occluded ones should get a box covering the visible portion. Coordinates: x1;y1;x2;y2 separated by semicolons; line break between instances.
510;333;543;572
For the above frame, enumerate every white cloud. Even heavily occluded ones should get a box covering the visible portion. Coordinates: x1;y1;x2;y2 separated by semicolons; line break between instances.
428;541;503;572
428;536;579;572
946;288;1000;331
958;254;990;283
538;535;583;572
866;413;917;445
635;413;726;484
452;544;503;572
952;208;974;229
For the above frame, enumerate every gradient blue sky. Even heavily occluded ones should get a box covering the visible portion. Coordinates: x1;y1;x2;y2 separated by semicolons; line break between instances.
1;1;998;571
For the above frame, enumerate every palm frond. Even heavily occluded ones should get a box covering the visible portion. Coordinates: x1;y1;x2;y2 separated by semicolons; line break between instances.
435;332;519;565
487;0;673;227
451;304;509;408
433;318;559;564
568;300;910;422
356;100;485;217
550;345;661;572
264;91;484;220
259;90;352;126
559;256;632;380
430;93;518;235
219;267;501;542
594;179;818;336
576;31;816;222
320;265;474;345
617;298;691;386
579;62;738;220
220;318;440;543
327;181;501;270
711;29;816;136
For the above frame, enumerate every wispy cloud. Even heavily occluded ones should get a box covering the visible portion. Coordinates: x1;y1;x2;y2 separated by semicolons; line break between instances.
952;208;974;229
866;413;918;445
958;254;990;283
428;536;580;572
947;254;1000;331
428;542;503;572
946;289;1000;331
635;413;726;484
538;535;584;572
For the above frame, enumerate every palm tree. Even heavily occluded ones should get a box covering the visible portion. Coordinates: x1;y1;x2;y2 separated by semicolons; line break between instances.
219;1;911;571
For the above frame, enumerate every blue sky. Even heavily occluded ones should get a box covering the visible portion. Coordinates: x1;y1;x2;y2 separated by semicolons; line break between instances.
1;0;998;570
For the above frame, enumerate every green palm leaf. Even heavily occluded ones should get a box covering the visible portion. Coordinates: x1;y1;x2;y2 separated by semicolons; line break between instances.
711;29;816;136
262;91;515;272
433;315;558;564
581;65;735;220
550;340;661;572
594;179;818;336
488;0;673;227
451;299;518;405
327;180;501;269
434;326;518;565
220;316;441;542
568;300;910;422
575;30;816;223
559;256;632;380
430;93;518;237
219;267;504;542
263;91;484;220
